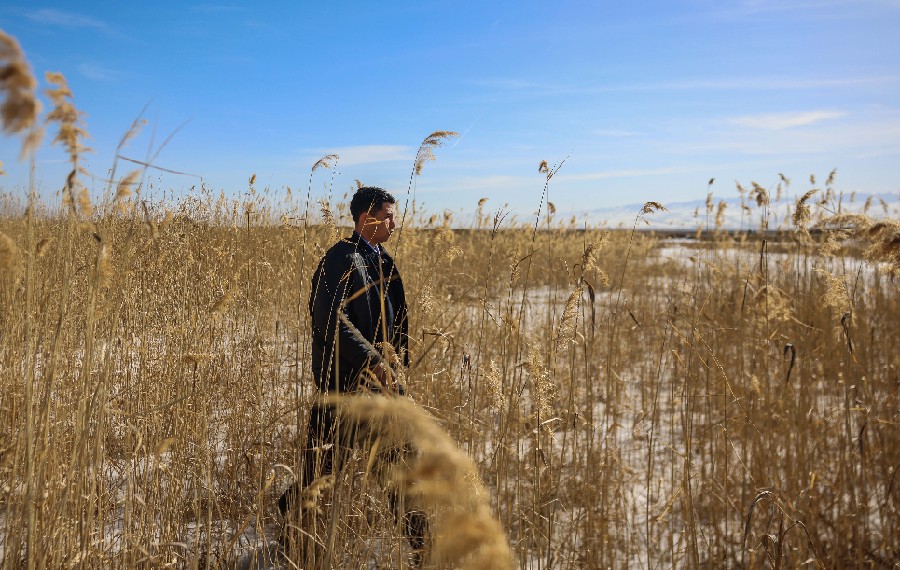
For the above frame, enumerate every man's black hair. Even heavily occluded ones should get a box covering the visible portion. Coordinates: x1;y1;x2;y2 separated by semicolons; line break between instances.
350;186;396;223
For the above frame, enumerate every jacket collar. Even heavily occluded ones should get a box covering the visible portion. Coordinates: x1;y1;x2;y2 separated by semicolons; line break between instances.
351;231;392;258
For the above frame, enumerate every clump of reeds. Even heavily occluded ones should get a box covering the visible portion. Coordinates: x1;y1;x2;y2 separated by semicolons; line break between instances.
863;218;900;273
818;212;900;275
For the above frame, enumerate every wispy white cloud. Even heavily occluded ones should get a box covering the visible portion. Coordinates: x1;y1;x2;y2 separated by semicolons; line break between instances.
706;0;900;19
728;110;846;130
420;174;533;194
77;62;118;81
641;76;898;91
667;109;900;156
189;4;247;14
470;75;899;95
558;165;708;182
427;166;708;193
591;128;640;137
313;145;413;166
24;8;109;31
469;78;544;90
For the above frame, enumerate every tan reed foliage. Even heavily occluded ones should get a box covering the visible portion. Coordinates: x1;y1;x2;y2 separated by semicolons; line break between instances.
0;180;897;568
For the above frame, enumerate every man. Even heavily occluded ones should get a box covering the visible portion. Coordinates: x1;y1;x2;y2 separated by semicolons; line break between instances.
279;186;426;564
309;186;406;396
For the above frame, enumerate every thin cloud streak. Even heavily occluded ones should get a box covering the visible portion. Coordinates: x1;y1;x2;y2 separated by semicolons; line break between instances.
77;62;118;82
470;75;900;95
310;145;413;167
429;165;711;192
559;165;710;182
592;129;640;137
728;110;846;130
670;114;900;156
24;8;109;31
189;4;248;14
708;0;900;18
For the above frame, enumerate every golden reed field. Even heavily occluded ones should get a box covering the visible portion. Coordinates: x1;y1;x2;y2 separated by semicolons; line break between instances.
1;29;899;569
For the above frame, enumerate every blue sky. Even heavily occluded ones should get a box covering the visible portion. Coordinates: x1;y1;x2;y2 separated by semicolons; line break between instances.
1;0;899;219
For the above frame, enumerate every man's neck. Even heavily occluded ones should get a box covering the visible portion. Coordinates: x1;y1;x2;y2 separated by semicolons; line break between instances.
354;230;380;253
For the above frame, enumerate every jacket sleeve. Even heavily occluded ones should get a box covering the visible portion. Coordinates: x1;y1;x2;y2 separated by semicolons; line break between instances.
392;280;410;367
310;250;379;371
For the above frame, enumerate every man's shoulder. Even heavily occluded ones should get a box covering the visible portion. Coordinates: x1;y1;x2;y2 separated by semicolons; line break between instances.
324;236;360;258
319;237;369;272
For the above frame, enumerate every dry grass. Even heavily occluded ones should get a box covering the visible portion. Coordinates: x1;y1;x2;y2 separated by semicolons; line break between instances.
1;30;899;570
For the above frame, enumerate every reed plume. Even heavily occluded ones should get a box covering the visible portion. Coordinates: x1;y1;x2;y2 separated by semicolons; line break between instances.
341;395;514;569
817;269;851;317
555;283;583;350
713;200;726;229
0;231;17;273
864;219;900;273
581;235;609;286
114;170;141;203
0;29;42;155
793;189;818;228
414;131;458;175
750;182;769;207
312;154;339;172
44;72;90;161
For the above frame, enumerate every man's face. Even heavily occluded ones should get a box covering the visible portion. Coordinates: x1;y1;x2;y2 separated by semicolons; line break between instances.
363;202;396;245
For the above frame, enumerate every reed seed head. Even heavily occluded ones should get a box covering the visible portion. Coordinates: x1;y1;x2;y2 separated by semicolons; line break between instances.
115;169;141;204
0;30;42;155
414;130;458;175
312;154;339;172
0;231;17;272
96;242;113;289
715;200;727;229
640;201;667;215
793;189;818;228
44;71;90;161
555;283;583;350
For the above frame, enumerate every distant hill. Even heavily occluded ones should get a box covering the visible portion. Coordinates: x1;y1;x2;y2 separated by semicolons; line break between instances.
573;192;900;230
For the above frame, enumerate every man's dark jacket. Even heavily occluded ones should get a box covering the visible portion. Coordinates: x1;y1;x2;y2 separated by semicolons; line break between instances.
309;232;409;393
